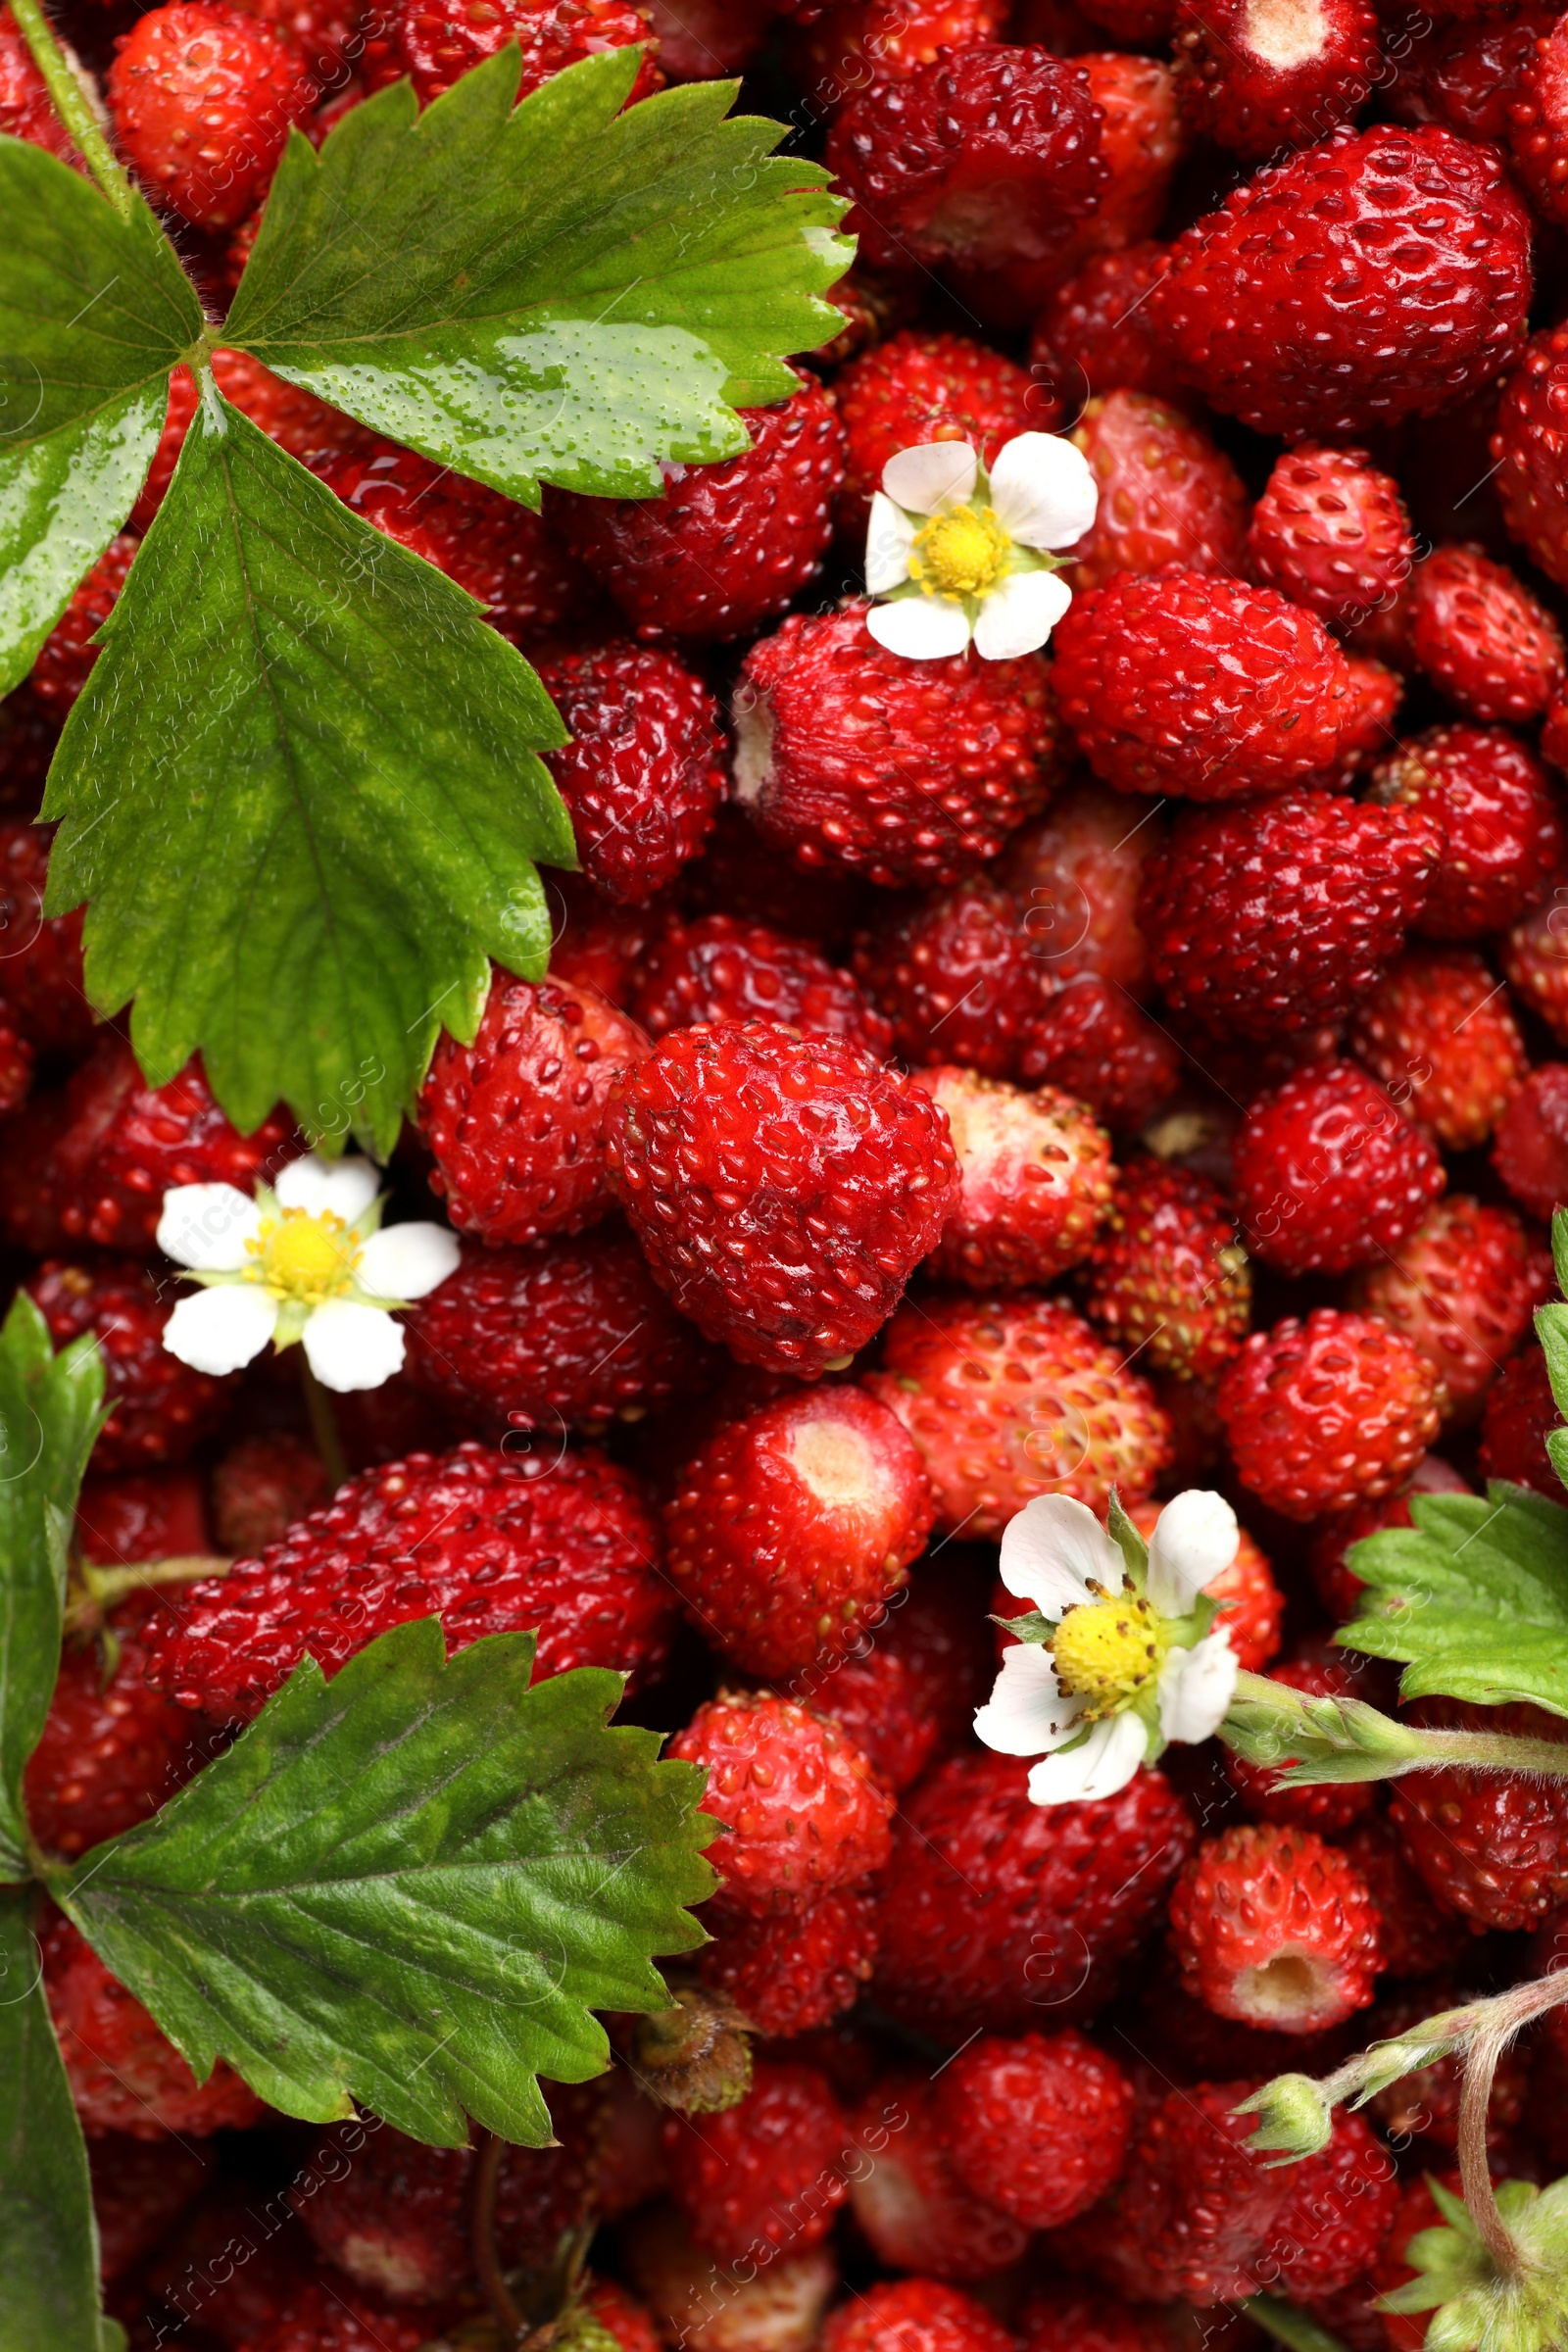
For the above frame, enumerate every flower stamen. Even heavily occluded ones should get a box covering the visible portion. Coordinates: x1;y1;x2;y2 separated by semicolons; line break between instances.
1050;1589;1171;1721
246;1207;362;1307
907;504;1011;601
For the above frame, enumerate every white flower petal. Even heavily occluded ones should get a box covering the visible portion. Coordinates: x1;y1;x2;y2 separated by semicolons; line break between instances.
274;1154;381;1222
974;1642;1085;1757
1027;1711;1148;1806
866;597;973;662
1146;1490;1241;1617
358;1222;462;1302
988;431;1100;550
972;568;1074;662
999;1494;1124;1616
1157;1630;1240;1746
156;1183;262;1272
865;493;917;595
882;440;978;515
163;1284;277;1376
301;1298;406;1393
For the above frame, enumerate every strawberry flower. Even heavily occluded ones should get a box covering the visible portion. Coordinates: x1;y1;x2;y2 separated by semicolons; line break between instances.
974;1491;1241;1805
864;432;1098;662
156;1154;460;1391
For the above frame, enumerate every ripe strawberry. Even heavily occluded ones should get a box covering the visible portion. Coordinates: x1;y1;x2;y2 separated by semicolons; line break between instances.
919;1067;1114;1288
735;603;1056;891
663;2060;850;2263
77;1466;212;1569
24;1613;201;1861
847;2076;1031;2280
1508;9;1568;221
108;1;318;229
1015;2286;1163;2352
786;0;1006;111
1494;1063;1568;1223
621;2207;839;2352
1063;392;1248;596
1232;1059;1446;1278
141;1442;675;1720
1370;722;1563;940
662;1388;933;1678
864;1292;1171;1534
830;329;1053;541
1348;1197;1548;1424
0;683;60;816
1001;779;1164;998
1349;947;1527;1152
604;1021;959;1378
1051;572;1351;803
1216;1307;1442;1521
1066;51;1183;260
1405;543;1566;725
1139;794;1437;1042
851;877;1033;1078
1504;890;1568;1047
1309;653;1402;792
42;1908;265;2137
0;820;94;1055
1479;1342;1564;1498
200;2268;432;2351
550;873;673;1006
29;533;138;712
1015;980;1181;1133
679;806;870;951
696;1885;878;2037
1391;1698;1568;1929
1168;1824;1383;2033
1340;1811;1479;1980
633;914;891;1056
796;1556;997;1790
394;0;662;104
1083;1156;1250;1382
1390;5;1557;144
1365;1977;1528;2151
1224;1658;1377;1838
211;1429;332;1553
1149;125;1532;439
25;1259;236;1472
871;1749;1193;2033
670;1691;893;1910
647;0;779;78
1494;325;1568;593
1028;243;1183;409
935;2030;1133;2230
1171;0;1377;155
0;1014;36;1116
417;968;649;1249
822;2280;1017;2352
90;2132;207;2283
0;1;79;161
556;377;844;643
1248;444;1415;633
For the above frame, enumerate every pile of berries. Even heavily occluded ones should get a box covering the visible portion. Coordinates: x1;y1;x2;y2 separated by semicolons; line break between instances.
14;0;1568;2338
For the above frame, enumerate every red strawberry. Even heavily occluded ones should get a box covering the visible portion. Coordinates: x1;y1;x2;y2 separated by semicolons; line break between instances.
25;1259;234;1471
846;2076;1031;2281
670;1691;894;1910
935;2030;1134;2230
1063;391;1248;596
1171;0;1378;155
1015;979;1181;1133
533;643;726;905
0;1019;39;1122
0;821;95;1056
1028;243;1183;409
864;1291;1171;1534
632;914;891;1056
0;683;60;817
393;0;662;104
107;1;318;229
920;1066;1114;1288
1340;1811;1480;1980
999;778;1164;997
1504;890;1568;1047
77;1466;212;1569
1349;947;1527;1151
550;873;673;1006
196;2268;432;2352
1083;1156;1250;1382
663;2060;851;2262
417;968;650;1249
734;603;1056;891
1247;443;1415;633
622;2207;839;2352
1216;1307;1442;1520
1309;653;1402;791
822;2280;1018;2352
1391;4;1557;144
1347;1196;1548;1424
1494;1062;1568;1222
831;329;1054;540
1370;722;1563;940
786;0;1006;110
1304;1453;1471;1625
851;876;1033;1078
555;377;844;643
1508;8;1568;221
24;1612;202;1861
1015;2286;1163;2352
1161;1507;1284;1675
1149;125;1532;439
140;1442;675;1720
1232;1058;1446;1278
647;0;780;78
678;806;870;951
695;1885;878;2037
0;2;78;160
1405;543;1566;724
1066;51;1183;260
1169;1824;1384;2032
1051;572;1351;803
1479;1342;1564;1498
795;1555;997;1790
211;1429;332;1554
30;533;138;712
1224;1657;1378;1838
1390;1698;1568;1929
1494;324;1568;593
604;1021;959;1378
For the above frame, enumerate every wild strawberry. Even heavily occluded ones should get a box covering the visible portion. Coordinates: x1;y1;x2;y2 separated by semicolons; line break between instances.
630;914;890;1056
1391;5;1557;144
671;1691;893;1910
919;1067;1114;1288
1001;779;1164;998
1370;722;1563;940
211;1430;331;1553
550;873;673;1007
1508;9;1568;221
404;1225;718;1439
1015;980;1181;1133
42;1908;265;2136
864;1292;1171;1534
663;2060;850;2264
394;0;662;104
556;378;844;643
1391;1698;1568;1929
1028;243;1183;409
1479;1342;1564;1498
108;1;318;229
194;2268;432;2351
1405;543;1566;724
1308;653;1402;792
822;2280;1017;2352
1340;1811;1479;1980
1066;52;1183;262
1365;1977;1528;2151
77;1466;212;1569
1168;1824;1383;2033
1504;891;1568;1047
532;643;726;904
851;877;1033;1078
647;0;779;78
786;0;1006;112
1083;1157;1250;1382
1224;1657;1378;1838
797;1556;997;1791
24;1259;233;1470
0;1012;32;1113
417;969;649;1248
24;1611;201;1862
141;1442;675;1720
1494;1062;1568;1222
846;2076;1031;2280
1494;324;1568;593
696;1886;878;2037
1348;947;1527;1152
1232;1059;1445;1278
604;1021;959;1378
1015;2286;1163;2352
679;807;870;952
1172;0;1379;155
787;1647;929;1795
0;683;59;816
935;2030;1134;2230
1139;794;1438;1042
1052;572;1351;803
1149;125;1532;439
871;1749;1193;2033
30;533;138;712
1063;392;1248;596
0;1;79;160
1348;1197;1548;1424
621;2208;838;2352
830;329;1053;541
1171;1510;1284;1675
1247;444;1415;634
0;821;94;1055
1216;1307;1442;1521
734;603;1056;891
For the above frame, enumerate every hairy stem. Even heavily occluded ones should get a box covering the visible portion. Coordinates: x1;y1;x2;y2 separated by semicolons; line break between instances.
471;2131;525;2346
7;0;135;218
1458;2023;1526;2279
1223;1670;1568;1785
300;1357;349;1492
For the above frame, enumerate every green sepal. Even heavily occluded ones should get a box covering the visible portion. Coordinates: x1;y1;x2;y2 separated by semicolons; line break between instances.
1219;1668;1426;1786
1376;2176;1568;2352
1233;2074;1335;2163
990;1608;1054;1646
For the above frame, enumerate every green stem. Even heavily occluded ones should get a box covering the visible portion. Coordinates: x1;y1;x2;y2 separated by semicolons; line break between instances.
1242;2299;1349;2352
300;1356;349;1493
65;1554;231;1635
1222;1669;1568;1785
7;0;135;219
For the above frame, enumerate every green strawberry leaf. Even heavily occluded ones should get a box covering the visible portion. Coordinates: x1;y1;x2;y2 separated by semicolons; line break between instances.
51;1620;715;2146
221;47;851;505
0;1297;105;1883
0;138;200;695
41;378;573;1156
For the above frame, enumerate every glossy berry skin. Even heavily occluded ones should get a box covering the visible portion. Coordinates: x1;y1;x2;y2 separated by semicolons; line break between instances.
212;1430;331;1554
866;1292;1170;1535
1171;0;1377;156
662;1388;933;1678
107;2;318;229
1479;1344;1564;1499
736;604;1056;890
1494;325;1568;594
787;0;1007;110
1068;51;1182;264
404;1226;718;1438
1225;1659;1377;1838
42;1910;264;2137
921;1067;1114;1289
848;2077;1031;2281
1015;979;1181;1133
1347;1197;1547;1424
77;1467;211;1570
1505;891;1568;1048
1248;444;1415;632
417;969;649;1248
141;1443;675;1720
1508;11;1568;222
1350;948;1528;1151
935;2030;1134;2230
1139;794;1437;1043
1232;1059;1445;1278
534;644;726;904
0;821;94;1056
872;1750;1193;2034
822;2279;1016;2352
394;0;662;103
851;877;1033;1077
30;533;138;711
1029;243;1182;408
1149;125;1533;440
557;379;844;643
832;329;1050;538
604;1021;959;1379
664;2061;851;2263
1372;723;1563;942
1001;776;1164;999
1084;1157;1250;1382
696;1884;878;2037
795;1561;996;1791
1218;1309;1443;1522
670;1691;894;1911
24;1259;233;1470
1051;571;1350;803
1493;1064;1568;1224
1015;2286;1162;2352
631;914;891;1056
1406;544;1565;725
1341;1812;1475;1981
1063;392;1248;594
1391;1699;1568;1929
196;2267;445;2351
24;1616;200;1860
1392;6;1557;145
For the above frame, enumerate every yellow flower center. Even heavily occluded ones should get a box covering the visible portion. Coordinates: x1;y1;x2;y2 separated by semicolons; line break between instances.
246;1208;361;1306
908;505;1010;601
1051;1590;1170;1720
